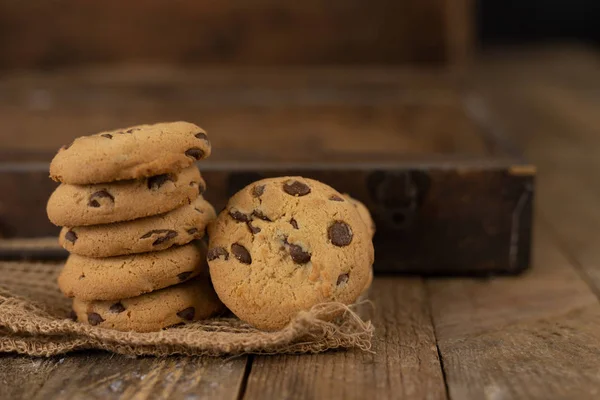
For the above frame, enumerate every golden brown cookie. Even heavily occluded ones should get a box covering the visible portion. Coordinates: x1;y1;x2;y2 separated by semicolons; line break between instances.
59;241;208;301
342;194;376;294
50;121;211;184
47;165;204;226
343;194;376;238
59;196;216;257
72;276;224;332
207;177;374;331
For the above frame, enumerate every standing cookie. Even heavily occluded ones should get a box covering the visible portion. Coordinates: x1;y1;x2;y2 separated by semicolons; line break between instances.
47;165;204;226
59;196;216;257
50;121;211;184
207;177;374;330
343;194;376;238
72;276;225;332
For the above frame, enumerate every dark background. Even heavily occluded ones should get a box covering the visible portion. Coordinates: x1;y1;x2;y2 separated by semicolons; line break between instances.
480;0;600;45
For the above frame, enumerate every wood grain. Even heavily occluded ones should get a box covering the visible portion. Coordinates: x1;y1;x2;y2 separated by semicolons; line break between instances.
244;278;447;400
0;0;466;69
0;67;480;160
428;225;600;399
0;356;62;400
0;352;248;400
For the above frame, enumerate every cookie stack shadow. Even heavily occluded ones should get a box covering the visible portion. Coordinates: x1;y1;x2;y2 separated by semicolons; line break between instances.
46;122;224;332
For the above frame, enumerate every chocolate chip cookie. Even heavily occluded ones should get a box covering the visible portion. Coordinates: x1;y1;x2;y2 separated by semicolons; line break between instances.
50;121;211;185
59;241;208;301
72;276;224;332
207;177;374;330
59;196;216;257
343;194;376;239
47;165;204;226
342;194;376;294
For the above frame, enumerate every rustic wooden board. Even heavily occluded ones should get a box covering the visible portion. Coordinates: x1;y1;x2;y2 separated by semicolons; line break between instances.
0;352;248;400
0;0;473;69
0;356;63;400
244;278;447;400
428;225;600;399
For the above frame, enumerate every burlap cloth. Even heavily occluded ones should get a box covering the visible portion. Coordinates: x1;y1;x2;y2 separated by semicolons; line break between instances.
0;261;374;357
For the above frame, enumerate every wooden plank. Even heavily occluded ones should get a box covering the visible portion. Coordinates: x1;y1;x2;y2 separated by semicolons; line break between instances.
443;0;474;69
0;68;478;159
0;356;62;400
10;352;248;400
0;0;459;68
428;225;600;399
244;277;447;400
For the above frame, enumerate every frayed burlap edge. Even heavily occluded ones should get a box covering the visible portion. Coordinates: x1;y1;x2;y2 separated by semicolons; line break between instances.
0;285;374;357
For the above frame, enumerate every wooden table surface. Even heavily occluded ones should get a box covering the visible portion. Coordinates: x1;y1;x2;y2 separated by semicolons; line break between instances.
3;45;600;399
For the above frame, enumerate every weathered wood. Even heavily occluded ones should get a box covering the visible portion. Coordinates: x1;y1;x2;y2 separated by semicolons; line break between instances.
0;68;477;158
0;352;248;400
244;277;447;400
0;0;473;68
0;356;62;400
428;225;600;399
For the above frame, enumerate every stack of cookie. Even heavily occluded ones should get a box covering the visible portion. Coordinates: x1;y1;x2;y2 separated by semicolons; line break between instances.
47;122;224;332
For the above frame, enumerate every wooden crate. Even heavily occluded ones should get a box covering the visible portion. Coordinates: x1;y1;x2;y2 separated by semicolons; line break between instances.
0;68;533;274
0;0;473;69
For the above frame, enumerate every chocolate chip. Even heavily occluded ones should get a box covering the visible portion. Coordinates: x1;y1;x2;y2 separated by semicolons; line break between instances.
147;174;174;190
231;243;252;264
229;210;250;222
125;128;139;133
68;310;77;321
88;190;114;208
194;208;204;214
177;271;193;281
328;221;353;247
187;228;199;235
329;195;344;202
283;180;311;196
247;222;261;234
207;247;229;261
288;243;311;264
195;132;209;141
185;147;204;160
290;218;299;229
140;229;178;246
252;210;271;221
337;273;349;285
177;307;196;321
155;231;177;245
65;230;77;244
87;312;104;326
252;184;265;197
198;181;206;195
101;134;113;139
109;302;126;314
